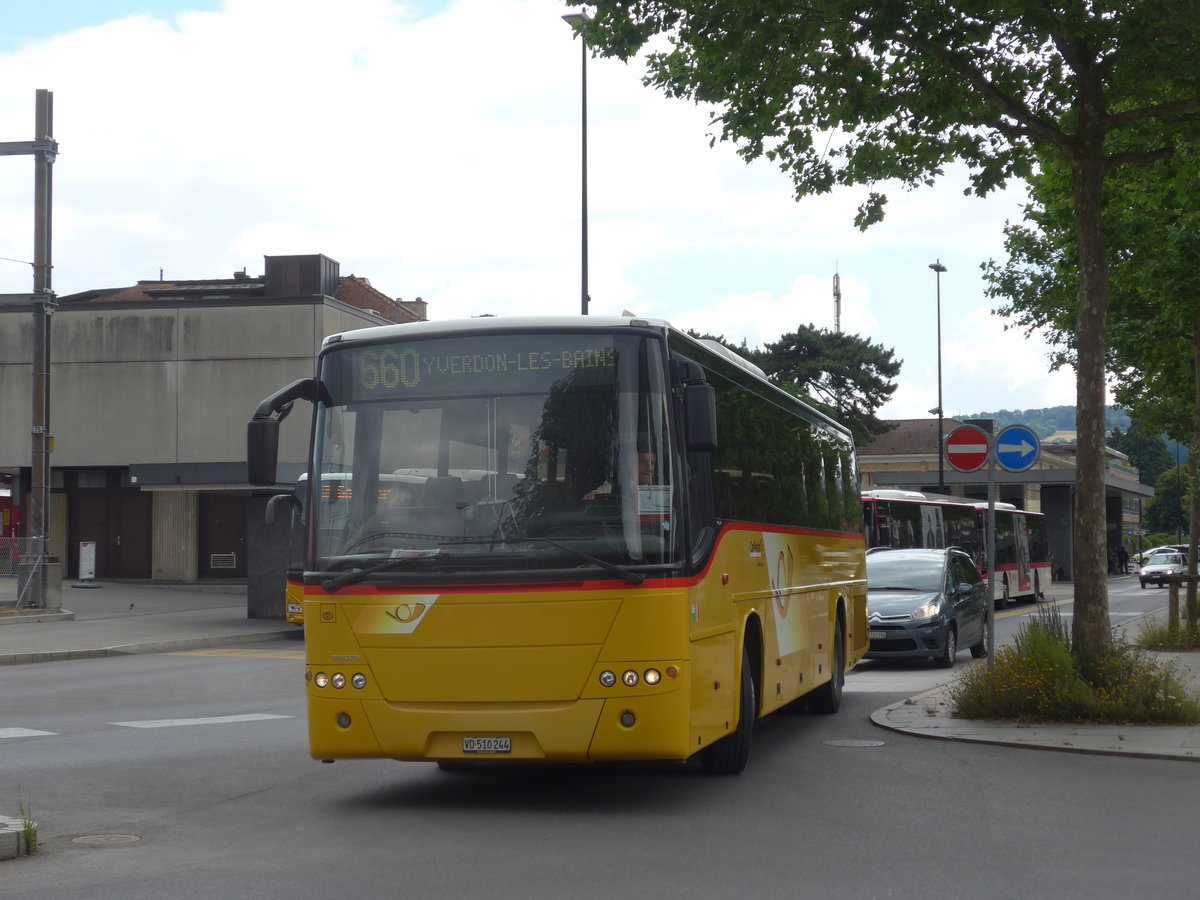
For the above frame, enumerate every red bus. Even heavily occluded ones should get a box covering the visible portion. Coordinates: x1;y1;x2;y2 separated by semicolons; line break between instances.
0;480;16;575
861;490;1049;608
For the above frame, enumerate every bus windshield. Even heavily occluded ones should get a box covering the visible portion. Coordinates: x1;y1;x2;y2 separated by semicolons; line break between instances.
310;330;677;581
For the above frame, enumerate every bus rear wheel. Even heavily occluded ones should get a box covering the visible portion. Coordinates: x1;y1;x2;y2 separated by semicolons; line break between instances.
700;646;754;775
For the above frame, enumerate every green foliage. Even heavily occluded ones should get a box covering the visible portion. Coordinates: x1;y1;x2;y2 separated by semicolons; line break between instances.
15;783;37;855
984;138;1200;447
578;0;1200;655
1137;620;1200;651
948;607;1200;724
1109;425;1175;486
1146;466;1192;535
690;328;899;446
961;405;1129;439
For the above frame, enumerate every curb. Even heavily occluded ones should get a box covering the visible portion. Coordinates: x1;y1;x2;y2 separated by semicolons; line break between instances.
0;813;34;862
0;628;301;666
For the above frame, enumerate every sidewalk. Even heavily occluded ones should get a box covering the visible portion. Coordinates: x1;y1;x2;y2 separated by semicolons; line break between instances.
0;580;298;665
871;591;1200;762
871;655;1200;762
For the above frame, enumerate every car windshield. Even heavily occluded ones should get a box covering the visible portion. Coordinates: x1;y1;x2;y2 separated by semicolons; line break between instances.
867;554;944;592
1147;554;1184;566
307;329;679;580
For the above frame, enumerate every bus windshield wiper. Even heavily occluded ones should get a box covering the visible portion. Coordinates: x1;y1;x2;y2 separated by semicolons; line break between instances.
509;537;645;584
321;550;440;592
426;535;646;585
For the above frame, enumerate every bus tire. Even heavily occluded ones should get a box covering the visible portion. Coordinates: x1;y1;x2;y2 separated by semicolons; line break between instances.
700;646;754;775
808;618;845;715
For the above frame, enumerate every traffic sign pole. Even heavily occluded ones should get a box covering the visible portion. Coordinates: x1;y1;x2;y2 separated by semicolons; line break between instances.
987;457;996;667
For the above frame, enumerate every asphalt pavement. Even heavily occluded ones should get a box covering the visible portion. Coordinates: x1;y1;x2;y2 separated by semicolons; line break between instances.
1;577;1197;761
3;575;1199;859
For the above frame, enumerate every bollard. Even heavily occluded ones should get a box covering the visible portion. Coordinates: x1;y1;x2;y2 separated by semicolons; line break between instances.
1165;574;1200;634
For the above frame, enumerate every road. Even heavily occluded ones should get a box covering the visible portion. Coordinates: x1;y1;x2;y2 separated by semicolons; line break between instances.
3;581;1197;899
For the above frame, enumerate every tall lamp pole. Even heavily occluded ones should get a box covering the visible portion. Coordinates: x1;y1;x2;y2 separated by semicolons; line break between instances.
929;260;947;493
562;13;590;315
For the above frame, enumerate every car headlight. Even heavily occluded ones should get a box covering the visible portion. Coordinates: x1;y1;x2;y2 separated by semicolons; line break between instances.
911;601;942;622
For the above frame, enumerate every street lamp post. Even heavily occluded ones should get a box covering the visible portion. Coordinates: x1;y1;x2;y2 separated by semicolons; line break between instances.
562;13;590;315
929;260;947;493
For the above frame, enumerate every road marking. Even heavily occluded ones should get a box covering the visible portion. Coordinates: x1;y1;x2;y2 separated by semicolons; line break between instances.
0;727;57;739
110;714;292;729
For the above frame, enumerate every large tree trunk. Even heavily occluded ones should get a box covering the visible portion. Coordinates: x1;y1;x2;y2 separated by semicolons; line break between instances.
1070;148;1112;658
1188;313;1200;629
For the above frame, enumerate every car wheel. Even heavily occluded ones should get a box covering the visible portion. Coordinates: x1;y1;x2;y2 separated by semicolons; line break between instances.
809;618;845;714
935;624;958;669
970;616;988;659
700;646;755;774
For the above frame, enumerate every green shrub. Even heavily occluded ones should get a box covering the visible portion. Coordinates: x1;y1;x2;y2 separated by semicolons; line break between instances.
948;607;1200;724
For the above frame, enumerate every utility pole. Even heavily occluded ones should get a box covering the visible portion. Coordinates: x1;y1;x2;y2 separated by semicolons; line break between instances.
1;90;57;607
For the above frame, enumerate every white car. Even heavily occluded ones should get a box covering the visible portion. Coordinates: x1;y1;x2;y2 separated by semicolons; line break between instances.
1139;553;1186;589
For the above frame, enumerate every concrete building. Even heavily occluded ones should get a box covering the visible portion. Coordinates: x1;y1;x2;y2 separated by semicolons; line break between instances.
858;418;1152;580
0;253;425;616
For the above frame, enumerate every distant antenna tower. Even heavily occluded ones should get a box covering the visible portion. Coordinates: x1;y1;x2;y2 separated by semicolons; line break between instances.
832;267;842;333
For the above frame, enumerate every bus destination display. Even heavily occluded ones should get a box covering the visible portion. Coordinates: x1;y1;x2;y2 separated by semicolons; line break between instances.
327;335;621;401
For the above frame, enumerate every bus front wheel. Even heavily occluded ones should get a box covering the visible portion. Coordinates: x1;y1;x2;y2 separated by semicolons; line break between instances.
700;646;755;775
808;620;845;715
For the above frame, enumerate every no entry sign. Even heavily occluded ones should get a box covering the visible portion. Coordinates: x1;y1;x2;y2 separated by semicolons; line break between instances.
945;424;990;472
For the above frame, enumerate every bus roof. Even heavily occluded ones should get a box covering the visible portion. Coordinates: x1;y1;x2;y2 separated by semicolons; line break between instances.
322;315;675;349
861;489;1020;512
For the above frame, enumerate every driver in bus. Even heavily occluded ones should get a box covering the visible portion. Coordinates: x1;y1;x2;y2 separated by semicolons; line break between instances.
583;446;657;500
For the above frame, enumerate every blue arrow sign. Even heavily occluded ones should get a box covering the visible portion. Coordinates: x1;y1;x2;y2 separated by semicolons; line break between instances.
994;424;1040;472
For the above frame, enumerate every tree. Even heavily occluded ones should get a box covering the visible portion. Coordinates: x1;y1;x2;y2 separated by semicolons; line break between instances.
1146;466;1189;536
1109;425;1174;487
986;136;1200;611
576;1;1200;657
690;327;900;445
756;325;900;446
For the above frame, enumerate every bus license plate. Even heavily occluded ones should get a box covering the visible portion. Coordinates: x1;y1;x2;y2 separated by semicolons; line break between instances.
869;630;887;640
462;737;511;754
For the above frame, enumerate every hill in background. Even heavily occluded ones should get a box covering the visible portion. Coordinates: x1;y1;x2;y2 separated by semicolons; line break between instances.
958;406;1132;439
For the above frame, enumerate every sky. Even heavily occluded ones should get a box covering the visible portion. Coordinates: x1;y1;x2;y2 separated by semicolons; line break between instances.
0;0;1081;421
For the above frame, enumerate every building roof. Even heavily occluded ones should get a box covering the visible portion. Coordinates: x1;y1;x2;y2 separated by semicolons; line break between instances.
858;418;966;456
55;255;426;325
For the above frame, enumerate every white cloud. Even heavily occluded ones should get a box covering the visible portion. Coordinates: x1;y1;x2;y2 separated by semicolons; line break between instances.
0;0;1079;420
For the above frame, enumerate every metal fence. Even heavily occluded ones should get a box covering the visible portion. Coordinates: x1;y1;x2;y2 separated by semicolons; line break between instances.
0;538;44;609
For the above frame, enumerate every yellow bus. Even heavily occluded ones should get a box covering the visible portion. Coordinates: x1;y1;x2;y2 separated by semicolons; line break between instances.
249;317;867;774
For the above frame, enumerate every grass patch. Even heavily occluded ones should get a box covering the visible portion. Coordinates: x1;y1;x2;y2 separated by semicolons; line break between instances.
1136;620;1200;651
947;607;1200;725
16;784;37;855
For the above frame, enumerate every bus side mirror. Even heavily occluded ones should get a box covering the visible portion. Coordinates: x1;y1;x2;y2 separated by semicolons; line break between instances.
247;418;280;487
265;491;301;526
684;382;718;452
247;377;320;487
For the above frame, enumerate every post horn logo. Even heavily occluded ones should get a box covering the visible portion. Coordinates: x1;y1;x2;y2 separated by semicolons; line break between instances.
384;602;427;624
